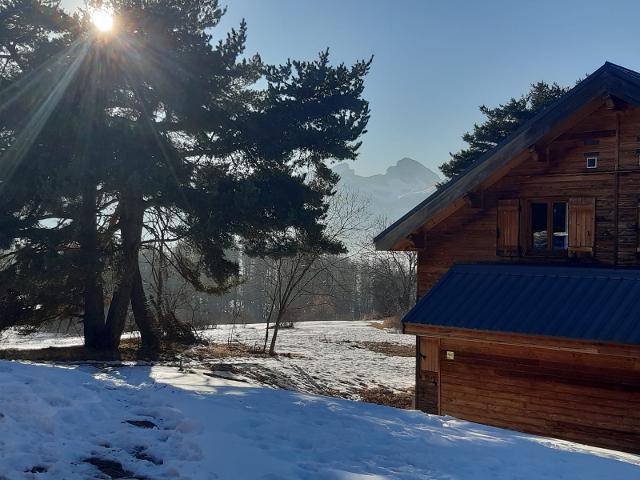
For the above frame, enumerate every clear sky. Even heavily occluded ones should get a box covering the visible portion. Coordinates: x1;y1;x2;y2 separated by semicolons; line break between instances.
63;0;640;176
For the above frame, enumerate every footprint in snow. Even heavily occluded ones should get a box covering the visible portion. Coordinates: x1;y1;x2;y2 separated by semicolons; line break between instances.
131;445;163;465
125;419;159;429
45;396;72;408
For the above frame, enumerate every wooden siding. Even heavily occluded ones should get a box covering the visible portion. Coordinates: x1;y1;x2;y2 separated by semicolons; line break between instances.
416;106;640;297
411;326;640;453
435;337;640;453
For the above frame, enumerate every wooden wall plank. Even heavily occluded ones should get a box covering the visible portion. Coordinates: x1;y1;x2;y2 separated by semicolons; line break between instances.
416;106;640;297
413;335;640;453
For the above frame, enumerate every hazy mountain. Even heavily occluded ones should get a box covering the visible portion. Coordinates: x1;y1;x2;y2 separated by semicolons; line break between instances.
333;157;440;225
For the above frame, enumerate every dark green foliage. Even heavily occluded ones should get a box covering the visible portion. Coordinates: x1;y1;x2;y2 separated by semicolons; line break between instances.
438;81;569;182
0;0;371;347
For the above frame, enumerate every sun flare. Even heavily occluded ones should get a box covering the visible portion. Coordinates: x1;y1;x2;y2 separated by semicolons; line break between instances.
91;9;114;32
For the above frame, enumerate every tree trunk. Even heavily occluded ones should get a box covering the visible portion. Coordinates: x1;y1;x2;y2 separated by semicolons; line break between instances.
131;263;161;352
80;181;106;349
104;185;156;350
104;276;133;350
268;311;283;356
262;302;275;353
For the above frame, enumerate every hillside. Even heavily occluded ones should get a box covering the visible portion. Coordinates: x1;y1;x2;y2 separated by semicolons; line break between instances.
1;322;639;479
1;358;638;479
333;157;440;224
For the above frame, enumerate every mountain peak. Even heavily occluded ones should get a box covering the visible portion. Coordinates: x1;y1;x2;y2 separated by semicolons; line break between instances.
333;157;440;223
385;157;440;184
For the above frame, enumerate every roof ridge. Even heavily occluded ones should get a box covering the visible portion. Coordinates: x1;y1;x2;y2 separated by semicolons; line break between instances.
375;62;640;249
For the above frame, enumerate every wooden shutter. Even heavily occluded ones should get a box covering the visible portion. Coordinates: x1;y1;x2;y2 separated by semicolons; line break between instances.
569;198;595;254
419;337;440;373
496;199;520;256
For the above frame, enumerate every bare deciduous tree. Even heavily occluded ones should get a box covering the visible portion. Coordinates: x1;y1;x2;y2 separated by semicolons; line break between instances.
361;217;417;318
260;190;370;355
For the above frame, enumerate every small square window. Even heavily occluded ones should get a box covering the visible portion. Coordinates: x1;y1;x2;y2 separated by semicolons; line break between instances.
586;156;598;169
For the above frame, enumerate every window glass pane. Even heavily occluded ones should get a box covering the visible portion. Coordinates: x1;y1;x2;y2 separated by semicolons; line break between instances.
531;203;548;250
552;202;568;250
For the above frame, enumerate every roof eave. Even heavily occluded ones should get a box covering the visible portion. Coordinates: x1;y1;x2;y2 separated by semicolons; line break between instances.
375;63;640;252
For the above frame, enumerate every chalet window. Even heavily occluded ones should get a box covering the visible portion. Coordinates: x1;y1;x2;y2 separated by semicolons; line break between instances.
528;201;568;253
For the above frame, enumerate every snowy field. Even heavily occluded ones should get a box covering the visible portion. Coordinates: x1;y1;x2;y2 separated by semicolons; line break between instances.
1;321;416;399
2;321;640;479
1;360;639;480
200;321;415;397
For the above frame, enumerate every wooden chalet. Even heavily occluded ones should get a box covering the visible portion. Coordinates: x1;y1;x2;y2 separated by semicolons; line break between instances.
374;62;640;453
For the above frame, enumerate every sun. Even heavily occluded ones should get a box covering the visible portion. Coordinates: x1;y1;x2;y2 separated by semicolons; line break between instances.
91;9;114;32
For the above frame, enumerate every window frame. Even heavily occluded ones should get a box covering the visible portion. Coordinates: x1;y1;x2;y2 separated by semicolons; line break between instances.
524;198;569;257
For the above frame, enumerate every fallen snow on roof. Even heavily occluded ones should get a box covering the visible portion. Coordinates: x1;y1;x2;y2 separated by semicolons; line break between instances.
0;361;638;479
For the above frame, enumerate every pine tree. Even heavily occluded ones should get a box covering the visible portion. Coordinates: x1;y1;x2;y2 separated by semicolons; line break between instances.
0;0;372;353
438;81;569;182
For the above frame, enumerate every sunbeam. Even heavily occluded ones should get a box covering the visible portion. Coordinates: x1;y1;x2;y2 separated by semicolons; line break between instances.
0;40;90;197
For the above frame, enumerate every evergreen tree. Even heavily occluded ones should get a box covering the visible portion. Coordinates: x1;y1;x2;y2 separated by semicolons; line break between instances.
0;0;86;335
438;81;569;181
0;0;371;353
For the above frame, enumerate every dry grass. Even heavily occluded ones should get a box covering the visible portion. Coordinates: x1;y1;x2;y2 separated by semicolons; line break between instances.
0;337;302;364
333;339;415;357
0;338;192;363
186;342;254;361
368;316;403;332
357;341;415;357
359;386;414;409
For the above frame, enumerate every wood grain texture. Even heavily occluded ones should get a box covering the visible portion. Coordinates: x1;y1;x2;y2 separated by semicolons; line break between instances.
436;336;640;453
416;106;640;296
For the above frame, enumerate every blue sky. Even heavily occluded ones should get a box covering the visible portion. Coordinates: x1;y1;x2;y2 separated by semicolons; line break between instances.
64;0;640;176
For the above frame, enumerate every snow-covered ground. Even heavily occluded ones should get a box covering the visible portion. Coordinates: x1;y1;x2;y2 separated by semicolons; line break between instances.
1;360;639;480
200;321;415;397
1;321;416;398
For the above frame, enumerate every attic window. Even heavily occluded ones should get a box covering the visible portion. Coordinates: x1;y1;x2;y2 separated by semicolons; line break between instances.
585;154;598;169
528;200;568;254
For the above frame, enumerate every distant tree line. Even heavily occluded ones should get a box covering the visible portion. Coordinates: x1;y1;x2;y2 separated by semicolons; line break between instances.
137;192;417;354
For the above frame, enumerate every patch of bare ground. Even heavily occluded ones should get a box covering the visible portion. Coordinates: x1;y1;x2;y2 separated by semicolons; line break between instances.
0;337;300;364
186;342;302;361
186;342;254;360
368;316;402;332
333;339;415;357
0;338;182;363
359;386;414;409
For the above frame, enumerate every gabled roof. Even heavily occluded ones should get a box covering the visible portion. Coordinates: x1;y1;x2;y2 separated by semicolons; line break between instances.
403;263;640;345
375;62;640;250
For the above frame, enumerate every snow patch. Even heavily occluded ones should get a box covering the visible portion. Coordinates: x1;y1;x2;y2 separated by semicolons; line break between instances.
0;360;638;479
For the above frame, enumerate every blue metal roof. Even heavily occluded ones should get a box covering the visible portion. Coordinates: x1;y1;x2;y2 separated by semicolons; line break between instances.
403;264;640;345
